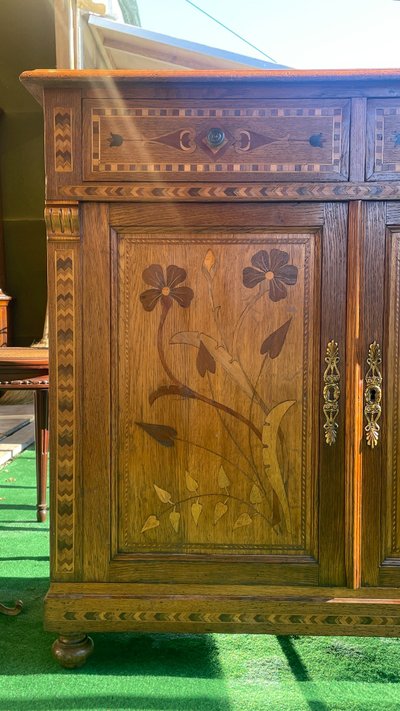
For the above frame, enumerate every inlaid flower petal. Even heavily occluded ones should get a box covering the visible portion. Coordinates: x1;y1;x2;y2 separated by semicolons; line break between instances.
268;279;288;302
139;288;162;311
251;250;270;272
270;249;290;271
166;264;187;289
243;266;266;289
142;264;165;288
170;286;194;308
276;264;298;285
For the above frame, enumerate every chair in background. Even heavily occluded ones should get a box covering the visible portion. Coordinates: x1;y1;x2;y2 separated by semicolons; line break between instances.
0;347;49;522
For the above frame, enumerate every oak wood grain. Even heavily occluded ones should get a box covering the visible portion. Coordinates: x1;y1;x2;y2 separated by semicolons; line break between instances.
345;202;364;589
81;203;111;582
29;72;400;659
361;202;386;586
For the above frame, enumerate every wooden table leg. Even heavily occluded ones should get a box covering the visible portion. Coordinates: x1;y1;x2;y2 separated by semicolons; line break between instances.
34;388;49;523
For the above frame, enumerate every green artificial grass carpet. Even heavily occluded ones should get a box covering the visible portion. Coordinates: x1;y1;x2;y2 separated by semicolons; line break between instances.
1;448;400;711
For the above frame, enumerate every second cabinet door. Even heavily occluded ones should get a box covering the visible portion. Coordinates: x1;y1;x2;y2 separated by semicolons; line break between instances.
362;203;400;587
82;202;348;589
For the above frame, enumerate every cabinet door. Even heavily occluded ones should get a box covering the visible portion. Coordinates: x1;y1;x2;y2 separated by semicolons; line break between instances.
362;203;400;586
80;203;347;589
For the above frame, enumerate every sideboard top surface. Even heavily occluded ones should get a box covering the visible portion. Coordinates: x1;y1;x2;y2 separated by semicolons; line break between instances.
19;68;400;103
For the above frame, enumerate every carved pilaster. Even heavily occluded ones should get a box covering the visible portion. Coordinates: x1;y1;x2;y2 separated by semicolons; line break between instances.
46;202;80;575
45;202;80;242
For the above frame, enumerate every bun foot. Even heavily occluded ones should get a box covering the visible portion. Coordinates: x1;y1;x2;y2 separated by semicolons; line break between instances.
52;633;94;668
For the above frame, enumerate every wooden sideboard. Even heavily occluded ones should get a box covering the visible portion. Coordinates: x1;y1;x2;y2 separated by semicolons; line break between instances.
20;68;400;667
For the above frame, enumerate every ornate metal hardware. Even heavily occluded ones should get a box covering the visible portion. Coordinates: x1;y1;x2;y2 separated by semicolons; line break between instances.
207;127;225;147
323;340;340;445
364;341;382;448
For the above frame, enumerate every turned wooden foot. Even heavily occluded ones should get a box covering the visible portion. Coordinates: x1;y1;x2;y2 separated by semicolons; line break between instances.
52;633;94;668
0;600;23;616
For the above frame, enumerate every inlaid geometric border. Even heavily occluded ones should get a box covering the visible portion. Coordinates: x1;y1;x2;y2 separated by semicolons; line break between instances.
59;182;400;201
54;107;73;173
91;105;343;175
374;107;400;173
60;607;400;629
54;249;76;574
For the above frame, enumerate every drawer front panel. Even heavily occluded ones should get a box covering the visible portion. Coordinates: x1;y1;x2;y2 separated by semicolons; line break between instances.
367;100;400;180
83;99;350;182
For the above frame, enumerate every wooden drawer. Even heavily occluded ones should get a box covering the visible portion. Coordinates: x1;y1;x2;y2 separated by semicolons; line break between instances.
83;99;350;182
367;99;400;180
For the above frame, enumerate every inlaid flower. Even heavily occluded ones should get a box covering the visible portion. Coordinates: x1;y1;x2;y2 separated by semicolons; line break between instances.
242;249;298;302
140;264;194;311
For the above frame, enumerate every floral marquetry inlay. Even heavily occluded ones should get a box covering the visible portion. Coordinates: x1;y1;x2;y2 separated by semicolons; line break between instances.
117;234;317;556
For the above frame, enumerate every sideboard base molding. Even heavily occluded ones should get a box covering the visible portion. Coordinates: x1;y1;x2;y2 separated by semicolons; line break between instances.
44;584;400;637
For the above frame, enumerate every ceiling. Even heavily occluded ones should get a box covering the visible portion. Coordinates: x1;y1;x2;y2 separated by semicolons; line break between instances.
83;15;288;70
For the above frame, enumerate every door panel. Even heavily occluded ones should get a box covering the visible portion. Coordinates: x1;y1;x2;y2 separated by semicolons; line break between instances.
384;230;400;565
362;205;400;586
116;232;317;557
84;203;347;588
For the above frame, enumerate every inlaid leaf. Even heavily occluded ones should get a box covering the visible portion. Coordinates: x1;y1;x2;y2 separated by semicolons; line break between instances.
169;510;180;533
185;471;199;492
170;332;254;399
214;501;228;524
191;501;203;526
262;400;296;534
233;513;253;530
250;484;263;504
196;340;216;377
141;515;160;533
153;484;173;504
218;465;231;489
136;421;177;447
260;318;292;358
148;385;193;406
202;249;217;278
149;384;193;406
